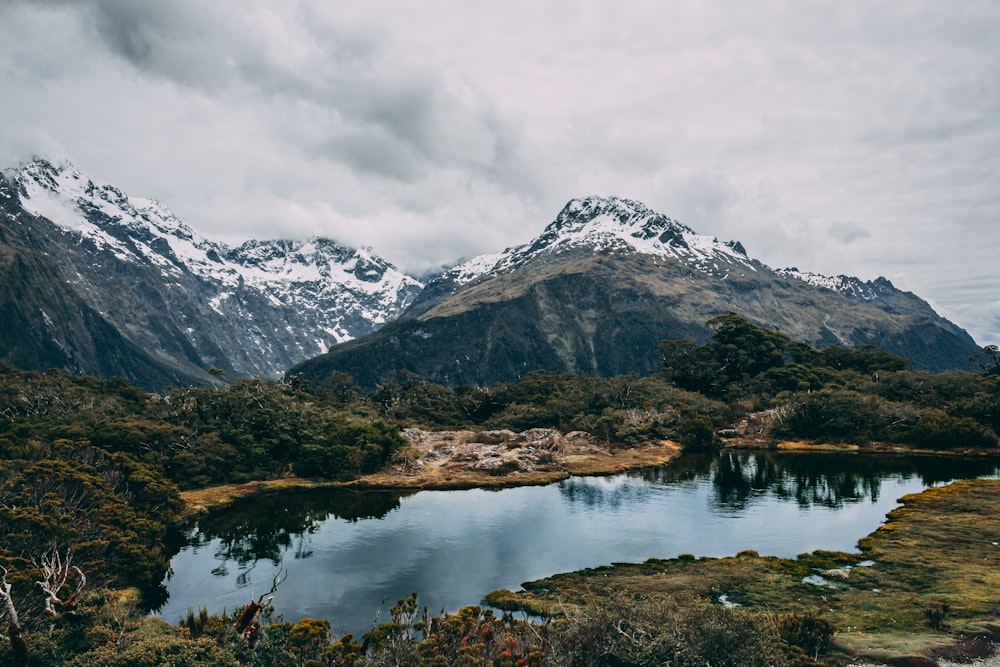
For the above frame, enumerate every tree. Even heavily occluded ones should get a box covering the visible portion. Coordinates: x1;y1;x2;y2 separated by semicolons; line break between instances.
707;313;792;382
661;315;793;400
975;345;1000;375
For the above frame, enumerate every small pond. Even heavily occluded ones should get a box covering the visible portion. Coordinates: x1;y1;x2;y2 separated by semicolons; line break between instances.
156;451;1000;637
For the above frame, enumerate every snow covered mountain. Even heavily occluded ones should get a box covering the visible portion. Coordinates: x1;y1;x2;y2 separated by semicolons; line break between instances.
294;196;981;387
0;158;422;388
444;196;753;286
776;268;898;302
1;163;980;392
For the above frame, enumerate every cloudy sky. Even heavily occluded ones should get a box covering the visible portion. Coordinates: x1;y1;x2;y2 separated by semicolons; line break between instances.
2;1;998;347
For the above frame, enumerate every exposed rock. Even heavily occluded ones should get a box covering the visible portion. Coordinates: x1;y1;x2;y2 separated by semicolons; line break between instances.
821;568;851;579
394;427;606;478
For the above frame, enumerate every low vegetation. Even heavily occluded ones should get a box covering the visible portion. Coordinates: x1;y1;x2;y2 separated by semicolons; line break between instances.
1;315;998;664
486;478;1000;665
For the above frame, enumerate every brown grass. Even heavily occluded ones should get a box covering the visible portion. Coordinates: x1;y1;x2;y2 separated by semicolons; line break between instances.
485;478;1000;665
180;478;328;517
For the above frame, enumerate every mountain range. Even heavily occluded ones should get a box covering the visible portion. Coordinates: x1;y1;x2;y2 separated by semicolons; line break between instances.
0;159;421;388
291;196;981;387
0;159;982;390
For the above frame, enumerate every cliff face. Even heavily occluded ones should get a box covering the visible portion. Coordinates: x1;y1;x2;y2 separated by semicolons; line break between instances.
0;159;422;389
291;197;982;387
0;199;188;387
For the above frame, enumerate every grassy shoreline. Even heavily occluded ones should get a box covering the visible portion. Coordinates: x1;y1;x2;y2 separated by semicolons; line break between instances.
484;476;1000;665
179;439;682;517
175;441;1000;663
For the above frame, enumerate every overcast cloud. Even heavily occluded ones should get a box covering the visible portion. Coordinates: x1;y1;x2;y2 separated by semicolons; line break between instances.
1;1;998;346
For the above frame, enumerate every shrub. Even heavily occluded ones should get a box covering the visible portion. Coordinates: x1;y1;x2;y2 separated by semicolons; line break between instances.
924;603;951;630
290;617;332;661
676;408;717;450
770;390;890;442
547;593;787;667
65;635;240;667
777;612;836;660
903;411;998;450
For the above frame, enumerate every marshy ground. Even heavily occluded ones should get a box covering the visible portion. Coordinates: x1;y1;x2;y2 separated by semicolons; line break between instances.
485;477;1000;666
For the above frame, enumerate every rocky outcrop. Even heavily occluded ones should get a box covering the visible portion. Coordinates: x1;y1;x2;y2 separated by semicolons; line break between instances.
391;428;608;478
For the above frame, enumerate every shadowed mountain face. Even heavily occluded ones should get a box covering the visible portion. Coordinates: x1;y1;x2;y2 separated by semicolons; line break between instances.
291;196;982;388
0;159;422;390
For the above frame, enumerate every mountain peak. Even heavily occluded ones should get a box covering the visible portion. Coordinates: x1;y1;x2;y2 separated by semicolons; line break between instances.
557;195;678;226
1;157;424;387
544;195;708;257
558;195;657;221
11;157;79;196
437;196;756;289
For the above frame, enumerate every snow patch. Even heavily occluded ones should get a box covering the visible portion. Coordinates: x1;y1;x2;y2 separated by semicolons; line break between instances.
440;195;759;286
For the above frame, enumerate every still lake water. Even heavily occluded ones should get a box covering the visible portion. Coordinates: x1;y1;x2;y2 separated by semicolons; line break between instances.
156;451;999;637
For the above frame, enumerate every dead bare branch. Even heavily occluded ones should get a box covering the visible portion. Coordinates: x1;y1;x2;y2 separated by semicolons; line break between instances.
1;566;29;667
234;569;287;643
34;548;86;617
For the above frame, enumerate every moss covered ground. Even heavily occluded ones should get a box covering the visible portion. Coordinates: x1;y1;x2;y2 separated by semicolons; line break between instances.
486;478;1000;665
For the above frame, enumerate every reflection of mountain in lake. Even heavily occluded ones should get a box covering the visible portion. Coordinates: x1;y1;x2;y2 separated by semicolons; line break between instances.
561;451;1000;512
181;488;411;569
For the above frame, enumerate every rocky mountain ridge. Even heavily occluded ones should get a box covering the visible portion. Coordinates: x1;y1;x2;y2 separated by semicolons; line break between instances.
406;196;754;316
1;160;981;391
0;158;422;388
292;196;981;387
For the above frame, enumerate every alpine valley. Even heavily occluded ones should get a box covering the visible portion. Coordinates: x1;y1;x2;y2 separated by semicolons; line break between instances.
1;158;982;391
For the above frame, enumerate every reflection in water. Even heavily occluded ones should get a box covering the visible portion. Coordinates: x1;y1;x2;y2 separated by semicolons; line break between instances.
158;452;999;637
710;452;885;509
180;488;409;572
558;476;654;510
628;451;1000;511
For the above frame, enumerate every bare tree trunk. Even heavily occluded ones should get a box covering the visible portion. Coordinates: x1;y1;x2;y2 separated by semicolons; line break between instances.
1;567;29;667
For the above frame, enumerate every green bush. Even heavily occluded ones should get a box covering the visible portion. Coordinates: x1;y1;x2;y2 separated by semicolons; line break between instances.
777;612;836;660
902;410;998;450
771;390;892;442
65;635;240;667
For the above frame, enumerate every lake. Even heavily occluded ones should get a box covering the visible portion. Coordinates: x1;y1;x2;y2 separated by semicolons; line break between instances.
156;450;1000;637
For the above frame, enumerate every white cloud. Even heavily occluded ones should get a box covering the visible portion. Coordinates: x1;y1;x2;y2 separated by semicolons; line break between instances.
1;0;998;345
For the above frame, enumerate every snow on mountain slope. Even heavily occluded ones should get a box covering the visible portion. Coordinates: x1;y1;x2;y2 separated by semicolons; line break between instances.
408;195;947;331
438;196;920;312
776;267;894;302
3;158;423;384
441;196;757;287
10;158;422;347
